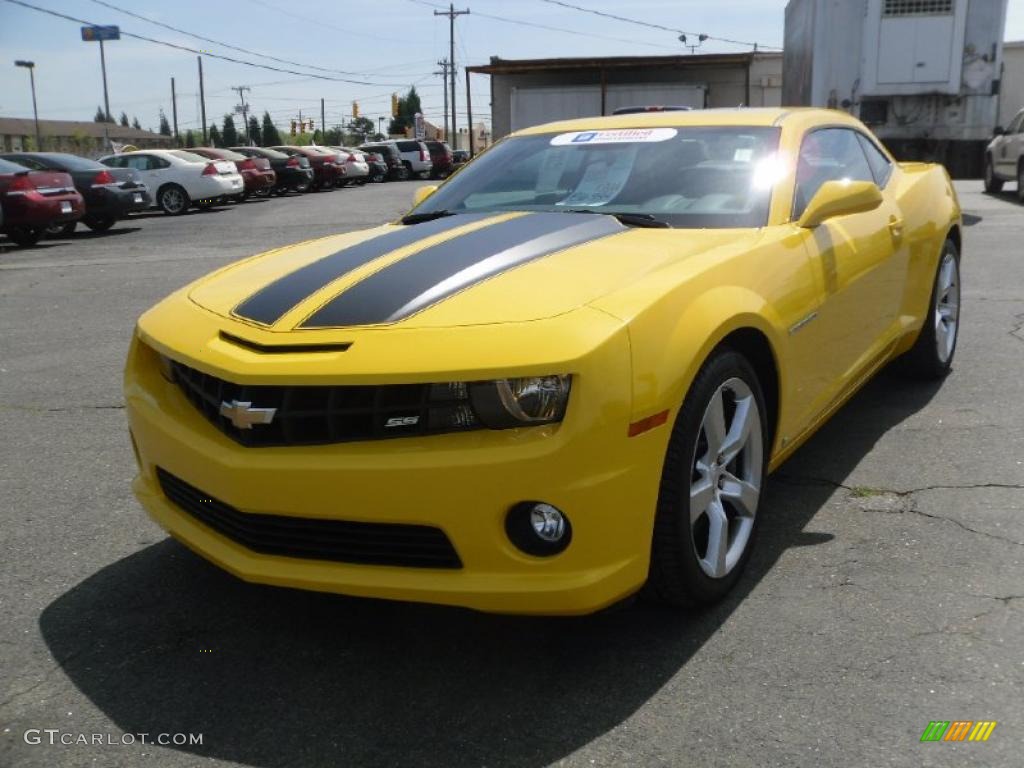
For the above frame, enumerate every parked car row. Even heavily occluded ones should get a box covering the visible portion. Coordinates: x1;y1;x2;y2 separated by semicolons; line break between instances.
0;140;461;247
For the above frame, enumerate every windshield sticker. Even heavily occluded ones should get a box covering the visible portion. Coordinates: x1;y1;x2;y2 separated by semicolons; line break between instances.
550;128;678;146
557;145;638;207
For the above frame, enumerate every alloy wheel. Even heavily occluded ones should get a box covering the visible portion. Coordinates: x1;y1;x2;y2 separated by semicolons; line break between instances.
161;187;186;214
689;378;763;579
934;250;960;364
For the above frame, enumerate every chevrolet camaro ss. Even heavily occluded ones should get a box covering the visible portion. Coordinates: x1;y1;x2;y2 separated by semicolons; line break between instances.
125;108;962;615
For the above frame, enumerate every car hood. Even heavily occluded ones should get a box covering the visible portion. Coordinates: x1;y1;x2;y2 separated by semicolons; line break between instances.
188;211;760;330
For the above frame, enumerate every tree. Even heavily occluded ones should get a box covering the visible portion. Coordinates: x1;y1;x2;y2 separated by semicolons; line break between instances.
260;111;281;146
208;124;222;147
119;111;129;127
94;106;111;123
132;117;141;130
247;115;261;146
222;114;238;146
345;116;374;145
184;130;196;148
158;109;172;137
388;86;422;136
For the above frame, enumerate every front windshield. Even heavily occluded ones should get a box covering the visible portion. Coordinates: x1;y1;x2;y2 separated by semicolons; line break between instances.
415;126;781;228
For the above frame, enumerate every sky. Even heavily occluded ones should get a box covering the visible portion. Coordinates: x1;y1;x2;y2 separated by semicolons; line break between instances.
1;0;1023;137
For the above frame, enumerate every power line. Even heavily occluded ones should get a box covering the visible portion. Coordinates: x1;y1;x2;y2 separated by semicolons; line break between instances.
536;0;781;50
2;0;427;86
406;0;681;51
84;0;432;81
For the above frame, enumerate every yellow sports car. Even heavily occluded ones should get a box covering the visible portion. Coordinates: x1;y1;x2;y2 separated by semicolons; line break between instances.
125;108;962;615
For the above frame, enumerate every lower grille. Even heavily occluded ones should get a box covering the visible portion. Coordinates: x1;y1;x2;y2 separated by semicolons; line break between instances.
157;468;462;569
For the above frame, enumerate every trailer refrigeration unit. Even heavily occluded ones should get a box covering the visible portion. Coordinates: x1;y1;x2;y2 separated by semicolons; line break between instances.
783;0;1009;177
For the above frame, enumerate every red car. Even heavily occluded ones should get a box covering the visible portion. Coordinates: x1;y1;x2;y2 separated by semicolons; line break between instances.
190;147;276;198
0;157;84;247
424;140;454;179
269;146;341;191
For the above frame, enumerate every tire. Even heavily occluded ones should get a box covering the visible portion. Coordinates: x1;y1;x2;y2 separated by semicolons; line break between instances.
83;216;115;232
355;178;367;186
45;221;77;237
416;171;431;180
399;163;413;181
901;239;961;379
157;184;189;215
647;349;769;607
6;226;44;247
983;157;1003;193
1017;163;1024;204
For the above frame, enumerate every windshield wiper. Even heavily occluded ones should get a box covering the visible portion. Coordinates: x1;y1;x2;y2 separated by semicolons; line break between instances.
561;209;671;229
401;210;458;225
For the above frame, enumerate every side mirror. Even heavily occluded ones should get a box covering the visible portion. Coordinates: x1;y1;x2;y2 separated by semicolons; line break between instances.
412;184;438;208
797;180;883;228
992;125;1005;137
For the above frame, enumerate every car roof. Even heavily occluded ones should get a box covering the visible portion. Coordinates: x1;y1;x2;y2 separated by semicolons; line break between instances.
512;107;861;136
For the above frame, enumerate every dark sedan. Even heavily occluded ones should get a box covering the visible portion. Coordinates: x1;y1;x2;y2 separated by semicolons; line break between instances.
230;146;313;195
0;152;149;234
0;157;84;246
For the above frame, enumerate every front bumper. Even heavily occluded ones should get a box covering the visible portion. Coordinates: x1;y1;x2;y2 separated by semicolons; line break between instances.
126;303;666;615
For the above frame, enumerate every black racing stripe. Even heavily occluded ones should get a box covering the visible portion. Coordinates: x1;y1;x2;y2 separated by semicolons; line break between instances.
301;212;625;328
233;213;494;325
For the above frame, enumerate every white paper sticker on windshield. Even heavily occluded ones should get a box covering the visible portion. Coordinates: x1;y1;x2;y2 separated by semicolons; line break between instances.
557;145;638;207
733;148;754;162
550;128;678;146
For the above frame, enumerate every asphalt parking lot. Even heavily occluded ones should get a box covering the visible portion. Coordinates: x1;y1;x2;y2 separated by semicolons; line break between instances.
1;181;1022;767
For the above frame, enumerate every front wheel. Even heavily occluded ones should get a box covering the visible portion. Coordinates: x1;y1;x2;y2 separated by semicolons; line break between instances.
901;239;960;379
45;221;77;237
983;157;1003;193
647;350;768;607
83;216;116;232
158;185;189;215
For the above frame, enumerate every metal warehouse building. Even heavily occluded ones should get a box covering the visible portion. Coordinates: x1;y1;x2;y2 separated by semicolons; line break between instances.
467;52;782;140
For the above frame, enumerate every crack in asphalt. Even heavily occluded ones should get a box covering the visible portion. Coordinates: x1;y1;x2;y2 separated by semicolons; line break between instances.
773;474;1024;547
0;404;125;413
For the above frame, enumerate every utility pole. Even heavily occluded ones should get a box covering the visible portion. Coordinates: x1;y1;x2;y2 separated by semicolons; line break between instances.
198;56;207;144
99;39;111;122
434;4;469;147
434;59;450;141
14;61;40;150
321;97;326;142
170;77;179;141
231;85;251;142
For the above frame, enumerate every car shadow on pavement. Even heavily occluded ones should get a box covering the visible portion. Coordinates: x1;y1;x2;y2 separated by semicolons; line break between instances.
39;366;943;768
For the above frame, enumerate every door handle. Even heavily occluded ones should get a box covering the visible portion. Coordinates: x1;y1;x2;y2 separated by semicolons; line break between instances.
888;216;904;241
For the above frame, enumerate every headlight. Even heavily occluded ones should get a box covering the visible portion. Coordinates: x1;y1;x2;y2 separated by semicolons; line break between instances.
469;375;571;428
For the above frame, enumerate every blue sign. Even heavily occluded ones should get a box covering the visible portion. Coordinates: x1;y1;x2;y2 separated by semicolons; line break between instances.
81;25;120;42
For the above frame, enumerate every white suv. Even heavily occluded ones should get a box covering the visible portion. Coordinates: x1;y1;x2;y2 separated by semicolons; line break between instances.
985;108;1024;202
392;140;433;180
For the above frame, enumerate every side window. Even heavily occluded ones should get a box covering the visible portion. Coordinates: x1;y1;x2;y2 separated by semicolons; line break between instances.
124;156;149;171
793;128;874;219
1013;112;1024;134
856;133;893;188
13;156;45;170
150;155;170;169
102;156;124;168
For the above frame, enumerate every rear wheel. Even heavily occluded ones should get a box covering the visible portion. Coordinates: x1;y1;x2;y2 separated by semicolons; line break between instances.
83;216;116;232
45;221;77;237
6;226;44;247
983;157;1003;193
902;239;960;379
647;350;768;607
157;184;189;215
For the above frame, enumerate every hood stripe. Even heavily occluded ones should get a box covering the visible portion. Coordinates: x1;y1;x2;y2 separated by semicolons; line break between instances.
232;213;494;326
301;212;624;328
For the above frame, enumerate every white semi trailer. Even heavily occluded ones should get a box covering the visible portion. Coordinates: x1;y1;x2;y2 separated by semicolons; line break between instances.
783;0;1009;176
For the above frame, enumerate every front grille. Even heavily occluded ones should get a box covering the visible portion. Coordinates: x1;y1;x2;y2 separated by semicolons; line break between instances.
169;360;479;447
157;468;463;569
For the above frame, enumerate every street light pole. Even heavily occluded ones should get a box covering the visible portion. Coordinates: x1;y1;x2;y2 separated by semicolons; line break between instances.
14;60;40;150
98;39;111;121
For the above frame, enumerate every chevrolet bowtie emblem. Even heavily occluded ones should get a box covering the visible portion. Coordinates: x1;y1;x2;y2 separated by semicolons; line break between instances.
219;400;277;429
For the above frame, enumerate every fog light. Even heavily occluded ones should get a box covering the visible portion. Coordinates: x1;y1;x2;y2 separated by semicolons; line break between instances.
506;502;572;556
